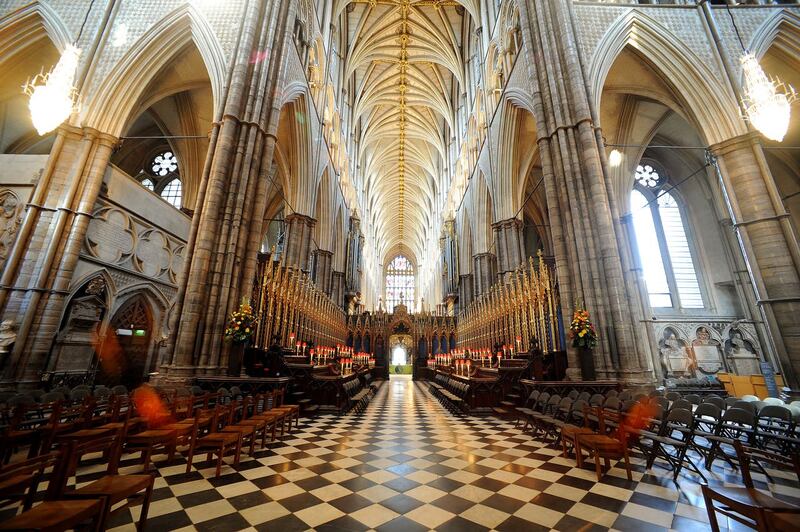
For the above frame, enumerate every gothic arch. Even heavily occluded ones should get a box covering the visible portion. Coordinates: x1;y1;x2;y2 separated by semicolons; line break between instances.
588;10;743;145
0;1;71;54
749;10;800;61
83;4;226;136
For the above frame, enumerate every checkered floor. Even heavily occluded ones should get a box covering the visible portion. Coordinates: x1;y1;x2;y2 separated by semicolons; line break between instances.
4;377;799;531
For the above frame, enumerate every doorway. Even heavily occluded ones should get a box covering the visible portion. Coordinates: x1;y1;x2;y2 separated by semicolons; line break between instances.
97;296;154;390
389;335;412;377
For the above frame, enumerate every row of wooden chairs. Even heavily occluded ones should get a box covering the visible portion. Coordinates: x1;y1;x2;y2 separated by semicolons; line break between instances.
0;428;154;531
429;375;469;414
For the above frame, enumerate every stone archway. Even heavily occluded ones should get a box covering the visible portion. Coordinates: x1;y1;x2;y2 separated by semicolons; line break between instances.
98;295;154;390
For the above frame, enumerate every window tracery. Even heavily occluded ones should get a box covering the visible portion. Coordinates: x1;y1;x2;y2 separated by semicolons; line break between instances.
630;161;703;310
385;255;415;311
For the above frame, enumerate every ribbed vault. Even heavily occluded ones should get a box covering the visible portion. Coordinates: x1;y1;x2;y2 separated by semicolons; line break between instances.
341;0;471;263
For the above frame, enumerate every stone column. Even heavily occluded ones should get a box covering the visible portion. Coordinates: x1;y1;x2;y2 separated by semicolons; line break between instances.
712;133;800;391
472;253;497;298
493;218;525;276
513;0;649;382
283;214;317;272
459;274;473;311
312;249;333;295
165;0;293;379
331;270;345;307
0;126;116;385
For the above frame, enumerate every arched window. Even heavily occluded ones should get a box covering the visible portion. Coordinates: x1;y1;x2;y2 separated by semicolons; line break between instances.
151;150;177;176
385;255;415;311
630;163;703;309
160;179;182;209
136;150;183;210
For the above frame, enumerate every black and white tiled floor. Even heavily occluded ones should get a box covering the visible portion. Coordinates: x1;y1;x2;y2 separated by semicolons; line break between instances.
7;376;800;531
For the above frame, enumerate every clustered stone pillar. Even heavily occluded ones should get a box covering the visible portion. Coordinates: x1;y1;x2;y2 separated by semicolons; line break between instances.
164;0;292;380
472;253;497;299
331;271;345;306
493;217;526;278
712;133;800;391
283;213;317;272
517;0;651;383
312;249;334;295
459;274;474;311
345;215;363;298
0;126;117;385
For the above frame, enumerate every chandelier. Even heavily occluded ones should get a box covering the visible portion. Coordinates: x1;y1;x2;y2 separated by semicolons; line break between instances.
23;44;81;136
740;52;796;142
23;0;95;136
724;5;795;142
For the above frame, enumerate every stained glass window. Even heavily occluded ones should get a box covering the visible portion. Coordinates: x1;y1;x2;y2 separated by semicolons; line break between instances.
630;162;703;309
160;178;182;209
140;178;155;191
385;255;414;312
151;150;177;176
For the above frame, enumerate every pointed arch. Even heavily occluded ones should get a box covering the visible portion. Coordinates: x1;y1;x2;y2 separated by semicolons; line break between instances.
0;1;71;54
83;4;226;136
749;10;800;61
587;10;743;144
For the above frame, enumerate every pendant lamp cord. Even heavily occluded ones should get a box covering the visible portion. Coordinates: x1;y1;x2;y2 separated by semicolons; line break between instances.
76;0;98;44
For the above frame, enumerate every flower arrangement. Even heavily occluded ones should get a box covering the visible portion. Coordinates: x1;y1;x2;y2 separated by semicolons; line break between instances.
569;305;597;349
224;299;258;344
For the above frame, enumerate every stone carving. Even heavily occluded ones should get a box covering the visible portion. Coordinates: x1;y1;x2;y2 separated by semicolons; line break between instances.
691;326;724;374
52;293;106;372
134;229;170;278
0;319;17;358
85;207;136;264
658;329;691;377
725;324;761;376
170;245;185;283
0;190;23;270
85;276;107;296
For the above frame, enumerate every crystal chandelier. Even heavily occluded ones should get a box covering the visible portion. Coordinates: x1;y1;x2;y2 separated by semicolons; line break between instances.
740;52;796;142
23;44;81;136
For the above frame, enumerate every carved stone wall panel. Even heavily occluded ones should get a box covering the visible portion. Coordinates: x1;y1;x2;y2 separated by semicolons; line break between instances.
134;229;171;278
650;319;762;378
85;207;136;264
0;189;24;271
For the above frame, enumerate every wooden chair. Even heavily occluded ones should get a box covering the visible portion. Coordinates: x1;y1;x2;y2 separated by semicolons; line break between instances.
0;404;51;463
0;451;60;512
258;392;289;437
217;400;258;457
184;406;243;477
0;444;105;532
125;420;178;472
60;431;155;531
702;441;800;532
272;388;301;430
560;400;594;458
574;406;633;481
227;396;273;450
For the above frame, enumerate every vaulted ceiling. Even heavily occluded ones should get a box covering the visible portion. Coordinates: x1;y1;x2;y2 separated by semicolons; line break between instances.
336;0;477;264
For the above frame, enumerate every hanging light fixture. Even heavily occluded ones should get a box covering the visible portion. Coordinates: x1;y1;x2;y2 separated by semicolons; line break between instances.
740;52;796;142
23;44;81;135
725;4;796;142
23;0;94;136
